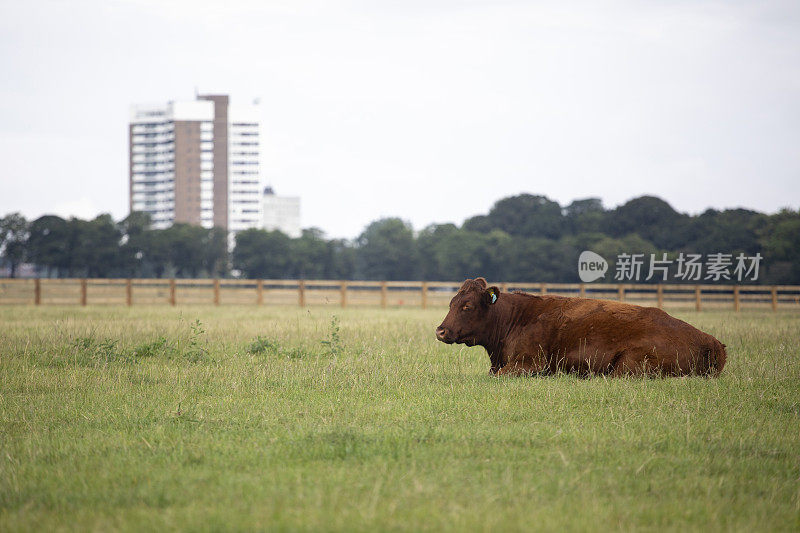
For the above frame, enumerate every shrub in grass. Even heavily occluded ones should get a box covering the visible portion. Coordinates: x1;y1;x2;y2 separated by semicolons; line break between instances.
320;315;343;357
282;346;307;360
247;336;280;355
132;336;173;359
180;319;213;363
67;336;131;366
247;336;310;360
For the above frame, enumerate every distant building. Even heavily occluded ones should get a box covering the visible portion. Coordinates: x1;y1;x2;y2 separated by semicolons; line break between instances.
128;94;262;238
262;186;301;238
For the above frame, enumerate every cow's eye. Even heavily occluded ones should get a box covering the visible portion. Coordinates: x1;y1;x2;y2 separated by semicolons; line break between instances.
462;304;472;311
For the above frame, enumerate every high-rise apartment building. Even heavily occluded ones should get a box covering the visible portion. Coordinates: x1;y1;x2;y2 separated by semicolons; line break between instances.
129;94;262;235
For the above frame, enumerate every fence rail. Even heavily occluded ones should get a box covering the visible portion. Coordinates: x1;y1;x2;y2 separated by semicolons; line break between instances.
1;278;799;311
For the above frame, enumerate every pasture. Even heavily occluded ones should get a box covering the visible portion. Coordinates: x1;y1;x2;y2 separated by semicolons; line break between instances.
1;305;798;531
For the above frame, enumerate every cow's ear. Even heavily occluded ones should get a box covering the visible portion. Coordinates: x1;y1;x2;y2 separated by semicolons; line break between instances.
484;286;500;305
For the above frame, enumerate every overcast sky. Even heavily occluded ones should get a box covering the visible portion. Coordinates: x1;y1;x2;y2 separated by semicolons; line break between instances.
1;0;798;238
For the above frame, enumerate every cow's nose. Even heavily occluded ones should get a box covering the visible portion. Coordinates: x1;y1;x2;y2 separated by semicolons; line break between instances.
435;326;447;339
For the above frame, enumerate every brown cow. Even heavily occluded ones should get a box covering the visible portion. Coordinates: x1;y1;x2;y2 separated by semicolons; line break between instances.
435;278;727;377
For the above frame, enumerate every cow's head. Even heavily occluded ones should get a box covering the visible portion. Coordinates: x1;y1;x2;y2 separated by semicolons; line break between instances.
435;277;500;346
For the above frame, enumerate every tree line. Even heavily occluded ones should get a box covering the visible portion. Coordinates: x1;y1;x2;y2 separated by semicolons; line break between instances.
1;194;799;283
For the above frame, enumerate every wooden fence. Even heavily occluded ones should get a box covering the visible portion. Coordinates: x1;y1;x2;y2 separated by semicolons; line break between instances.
0;278;799;311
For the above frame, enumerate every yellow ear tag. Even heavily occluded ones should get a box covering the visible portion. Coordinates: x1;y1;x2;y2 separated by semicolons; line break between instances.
490;290;497;304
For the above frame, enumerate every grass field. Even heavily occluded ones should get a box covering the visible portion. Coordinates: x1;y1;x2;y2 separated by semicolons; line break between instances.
1;305;798;531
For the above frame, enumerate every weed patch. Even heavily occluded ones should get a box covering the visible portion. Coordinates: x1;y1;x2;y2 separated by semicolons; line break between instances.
247;336;312;360
132;336;174;359
247;336;280;355
320;315;343;357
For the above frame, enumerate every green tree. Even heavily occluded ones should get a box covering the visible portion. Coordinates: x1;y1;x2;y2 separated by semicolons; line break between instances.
204;227;229;278
564;198;606;235
139;229;172;278
417;224;512;282
0;213;28;277
289;228;330;278
417;223;460;281
117;212;152;276
356;218;418;280
325;238;356;279
6;191;800;284
71;214;123;277
605;196;689;249
27;215;73;277
760;209;800;283
162;224;216;278
482;194;566;239
684;208;767;256
494;236;577;282
590;234;658;283
233;228;293;278
461;215;493;233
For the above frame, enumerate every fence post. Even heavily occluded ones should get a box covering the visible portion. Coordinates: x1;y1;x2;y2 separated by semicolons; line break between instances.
381;281;389;308
169;279;176;306
733;286;740;312
126;279;132;306
298;280;306;307
540;282;547;295
421;282;428;309
256;280;264;305
213;279;220;306
656;284;663;309
694;285;701;311
618;284;624;302
340;280;347;308
579;283;585;298
80;279;88;306
34;278;41;305
771;286;777;312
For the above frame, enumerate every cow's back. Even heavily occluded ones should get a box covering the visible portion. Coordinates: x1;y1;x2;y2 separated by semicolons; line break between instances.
521;295;726;376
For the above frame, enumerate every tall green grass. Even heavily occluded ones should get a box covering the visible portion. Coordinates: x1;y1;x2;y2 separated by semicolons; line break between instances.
1;306;798;531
